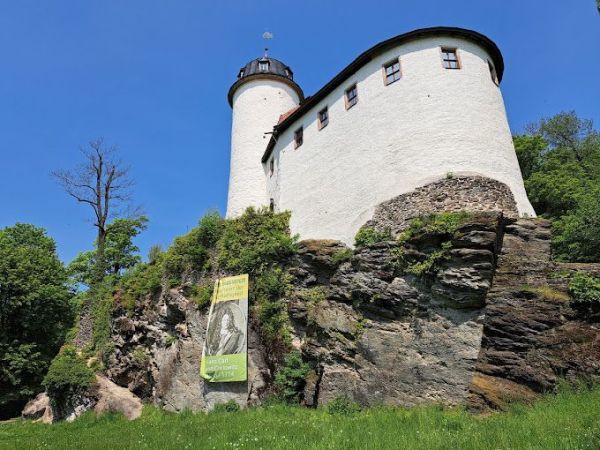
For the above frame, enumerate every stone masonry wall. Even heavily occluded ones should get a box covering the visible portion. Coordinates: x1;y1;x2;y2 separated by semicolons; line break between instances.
365;176;519;237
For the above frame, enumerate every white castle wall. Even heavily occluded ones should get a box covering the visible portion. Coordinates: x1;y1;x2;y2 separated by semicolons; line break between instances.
227;79;300;218
265;36;535;245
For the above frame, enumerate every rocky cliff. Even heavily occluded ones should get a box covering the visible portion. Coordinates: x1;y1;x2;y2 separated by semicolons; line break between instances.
100;212;599;413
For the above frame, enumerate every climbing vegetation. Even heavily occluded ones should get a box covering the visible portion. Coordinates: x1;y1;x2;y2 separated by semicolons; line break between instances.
43;346;94;403
393;212;472;277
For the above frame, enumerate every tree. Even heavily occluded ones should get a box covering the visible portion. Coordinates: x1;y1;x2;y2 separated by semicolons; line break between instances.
552;189;600;262
0;224;73;418
68;216;148;288
515;111;600;262
52;139;136;285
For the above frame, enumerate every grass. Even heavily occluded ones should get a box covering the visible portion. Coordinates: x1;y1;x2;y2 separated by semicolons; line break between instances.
1;386;600;449
522;285;571;302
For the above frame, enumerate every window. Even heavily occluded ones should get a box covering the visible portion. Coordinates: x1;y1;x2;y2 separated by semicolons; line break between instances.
269;198;275;212
345;84;358;109
285;68;293;79
294;127;303;148
269;158;274;176
258;60;269;71
488;60;498;85
318;107;329;130
383;59;401;85
441;48;460;69
238;69;245;78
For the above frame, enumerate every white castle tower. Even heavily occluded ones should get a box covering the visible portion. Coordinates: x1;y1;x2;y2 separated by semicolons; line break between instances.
226;52;303;218
226;27;536;244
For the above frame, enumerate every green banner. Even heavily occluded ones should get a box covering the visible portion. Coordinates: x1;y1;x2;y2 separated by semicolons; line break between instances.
200;274;248;382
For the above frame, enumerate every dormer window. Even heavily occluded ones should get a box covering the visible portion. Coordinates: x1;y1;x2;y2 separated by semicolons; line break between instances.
238;69;245;78
259;60;269;72
285;68;293;79
441;48;460;69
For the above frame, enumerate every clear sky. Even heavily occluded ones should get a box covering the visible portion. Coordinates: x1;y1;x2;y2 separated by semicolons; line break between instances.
1;1;598;263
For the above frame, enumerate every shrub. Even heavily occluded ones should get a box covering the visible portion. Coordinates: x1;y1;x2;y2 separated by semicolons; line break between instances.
131;348;149;366
217;207;297;275
253;269;293;342
326;395;361;415
190;282;214;309
212;399;241;413
117;262;163;310
165;335;177;347
163;212;224;281
393;212;473;277
568;272;600;305
400;211;472;239
331;248;353;265
298;287;327;304
43;346;95;401
274;351;310;403
354;227;392;247
147;245;163;265
404;241;453;276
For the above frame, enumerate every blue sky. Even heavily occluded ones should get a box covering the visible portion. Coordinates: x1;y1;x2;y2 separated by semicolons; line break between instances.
0;1;598;262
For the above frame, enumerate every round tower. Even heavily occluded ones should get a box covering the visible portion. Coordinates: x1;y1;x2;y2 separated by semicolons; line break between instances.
226;56;303;218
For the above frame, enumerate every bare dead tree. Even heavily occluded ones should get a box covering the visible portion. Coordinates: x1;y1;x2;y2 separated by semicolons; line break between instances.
52;138;136;284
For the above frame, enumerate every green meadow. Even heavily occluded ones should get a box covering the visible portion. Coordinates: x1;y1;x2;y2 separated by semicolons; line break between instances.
1;386;599;450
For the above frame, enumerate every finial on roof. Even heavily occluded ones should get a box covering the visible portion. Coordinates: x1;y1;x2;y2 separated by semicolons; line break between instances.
262;31;273;57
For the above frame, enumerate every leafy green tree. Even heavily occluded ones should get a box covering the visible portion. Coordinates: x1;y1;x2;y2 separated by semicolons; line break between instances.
0;224;73;418
513;135;544;180
514;111;600;262
552;189;600;262
68;216;148;288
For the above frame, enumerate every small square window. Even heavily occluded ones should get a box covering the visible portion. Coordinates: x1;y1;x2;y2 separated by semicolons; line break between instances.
488;60;498;85
269;158;275;176
345;84;358;109
318;107;329;130
383;59;401;85
258;61;269;72
238;69;245;78
441;48;460;69
294;127;303;148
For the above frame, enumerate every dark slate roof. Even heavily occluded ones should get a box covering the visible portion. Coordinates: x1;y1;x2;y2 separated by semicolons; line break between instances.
227;57;304;106
261;26;505;163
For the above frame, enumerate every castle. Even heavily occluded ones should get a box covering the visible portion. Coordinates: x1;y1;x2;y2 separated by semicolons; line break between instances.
226;26;535;244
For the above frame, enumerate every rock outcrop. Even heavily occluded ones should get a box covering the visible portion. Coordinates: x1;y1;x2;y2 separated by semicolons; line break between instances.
467;219;600;410
22;375;143;423
105;288;269;412
100;213;599;413
289;213;502;407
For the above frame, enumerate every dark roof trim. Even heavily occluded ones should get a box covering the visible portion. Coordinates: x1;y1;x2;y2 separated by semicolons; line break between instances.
228;73;304;106
261;26;504;163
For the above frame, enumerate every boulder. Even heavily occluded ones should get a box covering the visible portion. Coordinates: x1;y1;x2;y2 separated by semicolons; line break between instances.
22;392;52;423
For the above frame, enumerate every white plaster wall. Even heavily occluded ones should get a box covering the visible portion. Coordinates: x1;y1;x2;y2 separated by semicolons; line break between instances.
227;79;300;218
266;36;535;245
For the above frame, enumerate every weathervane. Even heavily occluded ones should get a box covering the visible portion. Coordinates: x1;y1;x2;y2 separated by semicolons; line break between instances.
262;31;273;57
